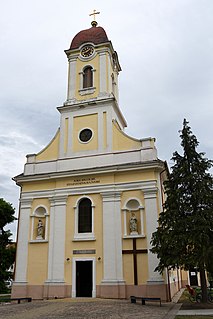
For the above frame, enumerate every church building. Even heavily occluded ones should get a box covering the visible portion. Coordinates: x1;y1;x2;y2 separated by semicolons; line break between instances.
12;16;185;300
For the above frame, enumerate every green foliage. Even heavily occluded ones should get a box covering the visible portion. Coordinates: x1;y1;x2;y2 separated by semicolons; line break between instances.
151;119;213;301
0;198;16;293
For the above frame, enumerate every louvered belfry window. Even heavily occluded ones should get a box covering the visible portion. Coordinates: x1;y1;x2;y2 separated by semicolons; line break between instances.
83;66;93;88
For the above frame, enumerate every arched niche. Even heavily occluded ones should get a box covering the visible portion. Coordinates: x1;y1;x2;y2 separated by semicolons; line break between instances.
122;198;145;238
30;205;49;242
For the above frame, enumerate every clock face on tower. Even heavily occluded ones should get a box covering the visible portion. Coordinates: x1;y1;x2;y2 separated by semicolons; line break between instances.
81;45;94;58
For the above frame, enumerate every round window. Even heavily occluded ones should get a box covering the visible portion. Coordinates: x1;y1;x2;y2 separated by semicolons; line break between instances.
79;128;93;142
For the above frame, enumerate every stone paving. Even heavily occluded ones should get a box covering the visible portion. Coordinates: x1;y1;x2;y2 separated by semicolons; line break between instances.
0;298;180;319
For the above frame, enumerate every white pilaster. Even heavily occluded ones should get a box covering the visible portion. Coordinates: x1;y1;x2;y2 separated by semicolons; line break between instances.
101;191;124;284
99;52;107;96
143;188;164;284
67;57;77;102
98;111;103;152
106;108;113;152
46;195;67;283
14;198;32;283
59;115;65;158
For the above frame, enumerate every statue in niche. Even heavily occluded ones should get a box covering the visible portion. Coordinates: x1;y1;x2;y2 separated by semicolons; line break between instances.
36;219;44;239
129;213;138;235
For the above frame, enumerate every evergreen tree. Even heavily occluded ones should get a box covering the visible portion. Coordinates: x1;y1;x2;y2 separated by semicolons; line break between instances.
151;119;213;302
0;198;16;293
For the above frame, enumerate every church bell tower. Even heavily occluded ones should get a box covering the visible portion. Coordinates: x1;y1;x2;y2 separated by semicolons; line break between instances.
57;17;127;159
64;19;121;105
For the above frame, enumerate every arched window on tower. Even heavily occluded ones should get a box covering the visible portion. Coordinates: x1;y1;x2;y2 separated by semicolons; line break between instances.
78;198;92;233
83;66;93;88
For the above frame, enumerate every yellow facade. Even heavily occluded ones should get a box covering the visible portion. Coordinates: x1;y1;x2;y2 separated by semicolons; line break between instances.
73;114;98;152
36;129;60;161
12;22;186;302
113;122;141;151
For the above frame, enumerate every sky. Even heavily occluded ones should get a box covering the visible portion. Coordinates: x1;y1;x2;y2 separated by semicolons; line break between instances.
1;0;213;240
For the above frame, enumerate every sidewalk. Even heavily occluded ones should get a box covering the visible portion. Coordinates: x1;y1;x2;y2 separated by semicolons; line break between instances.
178;309;213;316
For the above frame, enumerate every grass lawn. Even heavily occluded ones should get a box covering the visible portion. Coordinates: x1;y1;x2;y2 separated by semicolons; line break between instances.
175;288;213;318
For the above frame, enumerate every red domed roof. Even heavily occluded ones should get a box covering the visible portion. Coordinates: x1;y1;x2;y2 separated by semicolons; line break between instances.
70;25;109;49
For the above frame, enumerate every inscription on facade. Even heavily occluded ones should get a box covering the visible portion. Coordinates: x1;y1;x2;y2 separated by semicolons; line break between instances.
73;250;96;255
67;177;100;186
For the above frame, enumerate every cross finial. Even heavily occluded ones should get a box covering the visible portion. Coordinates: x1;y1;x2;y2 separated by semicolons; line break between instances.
89;9;100;27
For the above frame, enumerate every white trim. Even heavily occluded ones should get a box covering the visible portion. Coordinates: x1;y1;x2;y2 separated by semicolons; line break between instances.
59;114;65;157
101;191;124;283
14;199;32;283
46;196;67;282
19;180;159;201
99;52;107;95
122;198;144;210
73;234;96;241
72;257;96;298
30;205;49;241
67;57;77;101
79;87;96;95
98;111;103;152
122;198;145;238
106;107;112;151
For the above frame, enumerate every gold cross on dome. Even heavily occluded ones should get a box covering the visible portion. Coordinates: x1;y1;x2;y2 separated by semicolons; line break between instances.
89;9;100;21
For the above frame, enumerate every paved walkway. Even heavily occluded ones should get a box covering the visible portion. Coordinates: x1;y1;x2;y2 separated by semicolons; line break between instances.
178;308;213;316
0;298;180;319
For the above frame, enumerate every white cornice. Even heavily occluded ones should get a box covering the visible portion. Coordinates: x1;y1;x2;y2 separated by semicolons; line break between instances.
20;180;158;200
15;159;165;184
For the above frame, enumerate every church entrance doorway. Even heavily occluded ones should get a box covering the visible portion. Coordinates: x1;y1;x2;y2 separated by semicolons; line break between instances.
76;261;93;297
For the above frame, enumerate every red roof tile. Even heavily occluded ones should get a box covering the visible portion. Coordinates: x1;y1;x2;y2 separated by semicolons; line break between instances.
70;26;109;49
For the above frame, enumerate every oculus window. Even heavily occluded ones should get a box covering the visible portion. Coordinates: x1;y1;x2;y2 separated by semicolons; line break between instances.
79;128;93;143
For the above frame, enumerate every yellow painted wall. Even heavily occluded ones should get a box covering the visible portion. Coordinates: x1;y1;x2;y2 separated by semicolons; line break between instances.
112;122;142;151
73;113;98;152
27;198;50;284
27;243;48;284
36;129;60;161
22;180;56;192
122;238;148;284
115;170;156;184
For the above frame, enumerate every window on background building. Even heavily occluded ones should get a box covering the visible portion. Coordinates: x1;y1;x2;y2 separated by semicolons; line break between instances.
83;66;93;88
78;198;92;233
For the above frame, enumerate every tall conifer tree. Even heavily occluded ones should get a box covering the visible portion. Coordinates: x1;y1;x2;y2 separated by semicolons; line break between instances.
0;198;16;292
151;119;213;302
